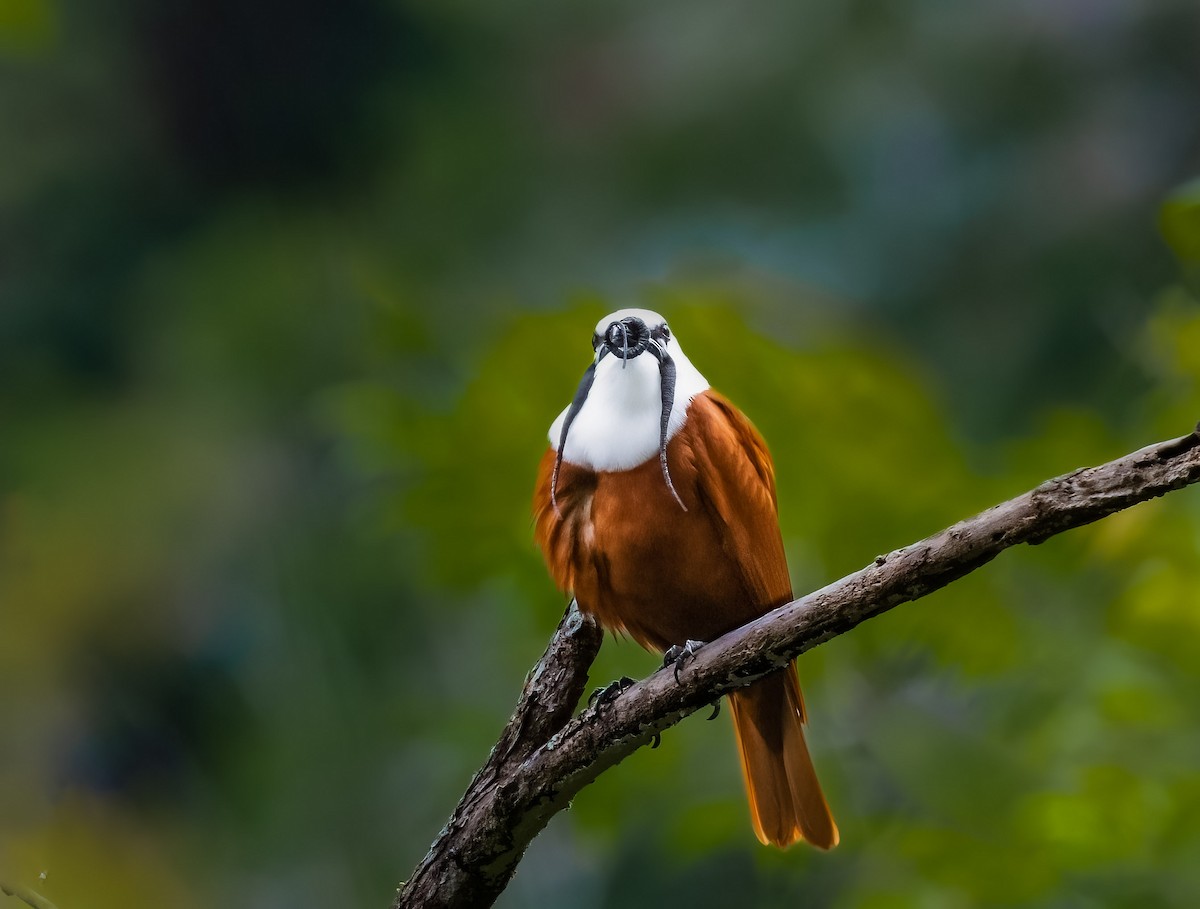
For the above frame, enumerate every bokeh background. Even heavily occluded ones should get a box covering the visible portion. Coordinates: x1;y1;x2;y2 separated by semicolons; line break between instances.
3;1;1200;907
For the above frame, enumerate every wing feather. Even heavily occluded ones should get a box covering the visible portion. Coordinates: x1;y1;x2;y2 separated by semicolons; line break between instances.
689;391;793;610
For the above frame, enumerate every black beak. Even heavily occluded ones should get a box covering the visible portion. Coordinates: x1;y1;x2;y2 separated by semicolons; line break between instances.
602;316;650;367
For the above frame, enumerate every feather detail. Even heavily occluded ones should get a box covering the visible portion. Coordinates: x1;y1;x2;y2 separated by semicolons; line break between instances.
533;387;837;848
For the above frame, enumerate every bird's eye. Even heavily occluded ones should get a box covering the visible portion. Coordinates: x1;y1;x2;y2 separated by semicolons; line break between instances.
651;324;671;344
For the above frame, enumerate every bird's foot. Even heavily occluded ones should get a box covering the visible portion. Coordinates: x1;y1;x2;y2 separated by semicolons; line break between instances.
707;699;721;721
588;675;635;709
663;639;706;683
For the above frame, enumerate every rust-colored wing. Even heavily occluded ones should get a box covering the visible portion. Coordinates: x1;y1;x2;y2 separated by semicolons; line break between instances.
688;390;793;611
688;391;838;849
532;445;592;599
532;446;568;592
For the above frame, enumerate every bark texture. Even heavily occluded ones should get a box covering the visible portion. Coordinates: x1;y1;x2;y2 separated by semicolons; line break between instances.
394;424;1200;909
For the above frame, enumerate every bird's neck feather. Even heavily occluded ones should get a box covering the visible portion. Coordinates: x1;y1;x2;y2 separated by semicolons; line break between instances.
549;349;709;472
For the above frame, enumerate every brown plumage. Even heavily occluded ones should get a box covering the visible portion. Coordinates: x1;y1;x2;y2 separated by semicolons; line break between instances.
533;388;839;849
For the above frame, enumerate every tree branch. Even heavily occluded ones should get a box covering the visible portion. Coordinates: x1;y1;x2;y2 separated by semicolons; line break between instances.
395;602;603;907
394;423;1200;909
0;881;58;909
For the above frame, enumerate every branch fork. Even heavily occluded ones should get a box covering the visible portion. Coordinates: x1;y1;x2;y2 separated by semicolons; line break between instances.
395;423;1200;909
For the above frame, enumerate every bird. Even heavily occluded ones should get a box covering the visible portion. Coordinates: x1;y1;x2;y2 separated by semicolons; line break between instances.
532;307;838;849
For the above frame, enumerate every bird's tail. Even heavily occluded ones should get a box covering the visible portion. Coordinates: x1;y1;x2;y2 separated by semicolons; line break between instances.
727;662;838;849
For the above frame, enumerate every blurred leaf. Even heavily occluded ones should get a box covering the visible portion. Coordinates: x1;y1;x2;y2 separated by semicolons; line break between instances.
1016;765;1170;867
1160;178;1200;265
0;0;55;54
2;797;196;909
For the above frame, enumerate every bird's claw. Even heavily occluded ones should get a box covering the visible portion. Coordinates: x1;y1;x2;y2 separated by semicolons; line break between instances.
663;639;706;683
650;731;662;749
707;699;721;720
588;676;635;709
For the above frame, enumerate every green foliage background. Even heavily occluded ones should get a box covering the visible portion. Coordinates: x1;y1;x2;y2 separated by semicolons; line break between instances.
3;2;1200;907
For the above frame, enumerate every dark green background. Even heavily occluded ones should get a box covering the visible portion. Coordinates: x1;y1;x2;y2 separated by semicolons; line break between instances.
3;1;1200;906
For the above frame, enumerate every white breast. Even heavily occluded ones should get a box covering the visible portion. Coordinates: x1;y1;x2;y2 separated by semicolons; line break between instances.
548;339;709;472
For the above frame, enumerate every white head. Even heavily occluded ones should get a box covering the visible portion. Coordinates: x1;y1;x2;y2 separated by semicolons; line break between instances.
548;309;709;505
